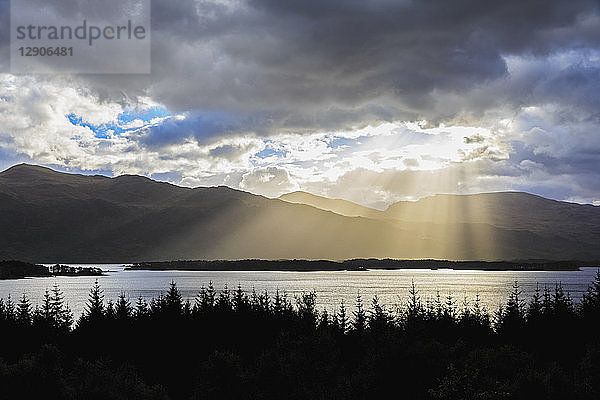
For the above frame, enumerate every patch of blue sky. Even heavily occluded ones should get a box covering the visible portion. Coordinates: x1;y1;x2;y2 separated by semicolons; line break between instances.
140;109;241;147
118;107;169;124
0;147;29;171
328;136;357;149
255;147;286;159
46;163;115;177
151;170;182;183
255;139;287;159
67;106;170;139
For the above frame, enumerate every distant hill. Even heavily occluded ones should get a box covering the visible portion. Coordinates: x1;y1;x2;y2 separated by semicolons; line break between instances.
385;192;600;243
127;259;583;272
1;164;599;262
279;191;384;218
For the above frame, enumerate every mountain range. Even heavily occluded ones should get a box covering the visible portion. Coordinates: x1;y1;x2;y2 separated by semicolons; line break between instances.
1;164;599;263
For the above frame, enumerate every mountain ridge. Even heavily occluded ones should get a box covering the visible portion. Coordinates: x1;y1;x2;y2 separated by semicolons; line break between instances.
279;190;384;218
1;164;599;263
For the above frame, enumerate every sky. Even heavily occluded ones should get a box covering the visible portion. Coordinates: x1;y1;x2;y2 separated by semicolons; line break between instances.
1;0;600;209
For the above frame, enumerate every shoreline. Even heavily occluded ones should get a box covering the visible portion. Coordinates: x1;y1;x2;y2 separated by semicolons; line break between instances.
124;258;590;272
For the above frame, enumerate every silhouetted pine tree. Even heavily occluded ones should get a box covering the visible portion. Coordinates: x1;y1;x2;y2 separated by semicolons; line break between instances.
183;299;192;317
34;288;53;328
166;281;183;315
105;299;115;320
233;285;249;313
472;293;485;321
4;295;16;323
444;291;457;320
250;287;260;311
424;297;435;321
407;281;423;319
216;284;232;312
0;299;5;323
353;292;366;333
459;293;470;319
207;281;216;308
282;291;293;314
80;279;105;326
581;269;600;318
135;296;149;318
552;282;574;318
331;310;340;332
150;293;165;314
496;281;525;338
273;289;284;316
194;285;209;313
469;293;491;337
509;281;525;312
369;295;391;332
296;291;317;328
548;283;578;353
17;293;32;326
115;292;133;321
494;304;504;330
458;294;476;332
50;284;73;331
434;291;443;320
527;283;543;324
542;285;553;317
318;308;330;331
337;300;348;334
259;290;270;313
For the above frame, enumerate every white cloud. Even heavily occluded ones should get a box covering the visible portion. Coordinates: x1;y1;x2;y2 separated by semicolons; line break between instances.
0;74;124;167
240;166;298;197
2;43;600;209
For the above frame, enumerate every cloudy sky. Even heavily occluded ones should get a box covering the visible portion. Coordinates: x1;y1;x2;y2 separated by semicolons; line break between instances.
1;0;600;208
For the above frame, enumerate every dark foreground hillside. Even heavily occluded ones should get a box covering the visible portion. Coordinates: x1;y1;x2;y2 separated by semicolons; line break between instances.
2;275;600;399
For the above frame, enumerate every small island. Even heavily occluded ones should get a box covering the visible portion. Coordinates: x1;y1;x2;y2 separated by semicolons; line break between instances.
48;264;105;276
0;260;104;280
0;260;52;279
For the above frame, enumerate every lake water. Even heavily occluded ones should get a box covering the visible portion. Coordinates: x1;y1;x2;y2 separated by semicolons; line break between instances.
1;265;598;318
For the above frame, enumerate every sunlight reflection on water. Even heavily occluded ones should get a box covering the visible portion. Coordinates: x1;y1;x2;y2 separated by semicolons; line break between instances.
0;265;597;318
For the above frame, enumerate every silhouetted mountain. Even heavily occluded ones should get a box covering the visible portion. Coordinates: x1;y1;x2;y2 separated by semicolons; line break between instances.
385;192;600;247
279;191;384;218
0;164;406;262
1;164;599;262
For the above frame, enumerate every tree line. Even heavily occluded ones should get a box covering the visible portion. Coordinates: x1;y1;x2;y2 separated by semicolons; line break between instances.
2;273;600;399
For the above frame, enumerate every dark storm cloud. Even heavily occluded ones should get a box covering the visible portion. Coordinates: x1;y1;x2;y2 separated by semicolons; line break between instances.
534;62;600;116
3;0;597;131
143;0;599;131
